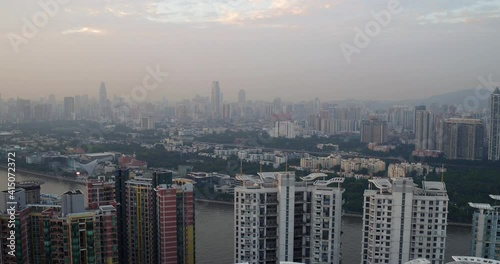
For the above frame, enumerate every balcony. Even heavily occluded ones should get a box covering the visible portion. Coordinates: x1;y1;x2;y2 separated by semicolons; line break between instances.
266;222;278;227
266;210;278;215
266;233;277;238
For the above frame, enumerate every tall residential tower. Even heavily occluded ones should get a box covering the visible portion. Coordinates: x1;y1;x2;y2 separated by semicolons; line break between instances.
122;172;196;264
440;118;484;160
99;82;108;118
489;87;500;161
234;172;344;264
415;107;435;150
361;178;449;264
469;195;500;260
360;117;388;144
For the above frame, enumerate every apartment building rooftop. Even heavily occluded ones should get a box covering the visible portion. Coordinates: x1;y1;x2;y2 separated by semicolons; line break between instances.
237;172;345;190
469;194;500;211
406;256;500;264
368;178;447;196
448;256;500;263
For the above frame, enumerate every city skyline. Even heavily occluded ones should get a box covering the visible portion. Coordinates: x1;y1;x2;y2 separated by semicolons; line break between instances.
2;83;499;106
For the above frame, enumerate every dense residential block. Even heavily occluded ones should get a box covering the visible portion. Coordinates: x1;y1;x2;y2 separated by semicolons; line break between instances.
0;190;119;264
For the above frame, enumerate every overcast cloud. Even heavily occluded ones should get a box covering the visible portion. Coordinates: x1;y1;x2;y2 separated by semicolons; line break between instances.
1;0;499;102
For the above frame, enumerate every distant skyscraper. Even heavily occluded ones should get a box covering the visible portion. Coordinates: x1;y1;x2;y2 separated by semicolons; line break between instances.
99;82;108;118
140;116;155;129
331;106;361;133
33;104;52;121
360;117;388;144
63;97;75;120
469;195;500;260
238;89;246;104
488;87;500;161
440;118;484;160
234;172;344;264
48;94;56;105
16;98;31;123
273;97;282;114
273;120;296;138
211;81;221;117
361;178;449;264
175;104;189;122
388;105;413;131
415;107;435;150
313;97;321;114
413;105;426;131
222;103;232;120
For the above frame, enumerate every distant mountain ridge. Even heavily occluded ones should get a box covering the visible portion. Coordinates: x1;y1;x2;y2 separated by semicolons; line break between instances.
327;89;496;110
415;89;483;106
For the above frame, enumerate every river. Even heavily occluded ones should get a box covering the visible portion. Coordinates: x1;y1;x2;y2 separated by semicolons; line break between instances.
0;170;471;263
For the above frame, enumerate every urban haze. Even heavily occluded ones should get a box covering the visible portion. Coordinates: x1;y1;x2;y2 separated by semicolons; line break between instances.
0;1;500;264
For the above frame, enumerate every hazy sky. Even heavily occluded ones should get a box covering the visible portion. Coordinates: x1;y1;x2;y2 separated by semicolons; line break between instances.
1;0;500;102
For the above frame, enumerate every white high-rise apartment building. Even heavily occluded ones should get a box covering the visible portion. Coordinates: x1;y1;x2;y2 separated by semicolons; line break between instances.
234;172;344;264
273;121;296;138
488;87;500;161
469;195;500;260
361;178;449;264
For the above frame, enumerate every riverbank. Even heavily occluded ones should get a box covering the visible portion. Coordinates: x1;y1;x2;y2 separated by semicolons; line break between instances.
0;165;86;185
2;166;473;227
196;199;234;205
